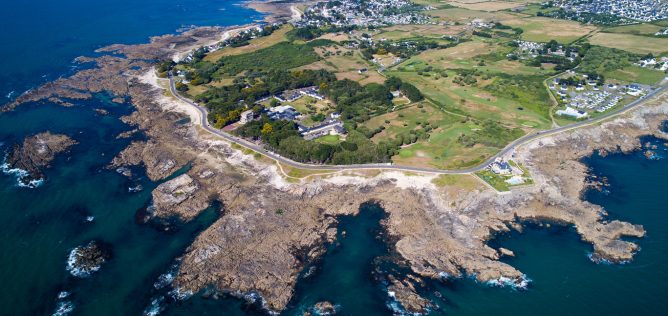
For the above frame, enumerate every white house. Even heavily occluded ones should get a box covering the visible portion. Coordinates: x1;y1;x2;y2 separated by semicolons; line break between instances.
556;107;588;119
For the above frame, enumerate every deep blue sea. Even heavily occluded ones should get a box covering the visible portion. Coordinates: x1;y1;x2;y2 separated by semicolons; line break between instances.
1;1;666;315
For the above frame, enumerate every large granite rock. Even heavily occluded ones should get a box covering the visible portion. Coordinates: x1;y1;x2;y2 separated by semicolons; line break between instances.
151;174;210;221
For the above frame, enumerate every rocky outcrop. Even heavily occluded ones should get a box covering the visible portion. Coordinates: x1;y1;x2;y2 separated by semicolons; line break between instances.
110;140;187;181
151;174;210;221
3;132;77;186
66;241;112;277
387;275;432;314
311;301;337;315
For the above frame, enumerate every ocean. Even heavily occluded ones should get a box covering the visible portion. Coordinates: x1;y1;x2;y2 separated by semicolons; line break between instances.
1;1;666;315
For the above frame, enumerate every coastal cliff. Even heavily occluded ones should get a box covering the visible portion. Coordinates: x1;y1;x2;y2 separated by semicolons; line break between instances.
3;17;666;314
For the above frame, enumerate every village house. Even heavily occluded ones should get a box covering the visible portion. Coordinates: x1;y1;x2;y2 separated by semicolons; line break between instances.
268;105;300;121
301;119;347;141
491;159;512;175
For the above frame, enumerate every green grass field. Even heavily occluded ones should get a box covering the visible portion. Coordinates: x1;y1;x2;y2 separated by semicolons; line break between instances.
604;23;665;36
385;69;552;130
476;170;511;191
364;103;514;169
315;134;342;145
604;66;666;86
589;32;668;55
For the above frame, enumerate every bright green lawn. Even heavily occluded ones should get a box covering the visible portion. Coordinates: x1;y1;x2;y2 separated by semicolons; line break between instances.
315;134;341;145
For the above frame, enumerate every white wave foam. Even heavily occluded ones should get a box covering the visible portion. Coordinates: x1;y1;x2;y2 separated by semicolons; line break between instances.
143;296;165;316
6;91;14;99
485;275;531;290
154;265;178;290
85;216;95;222
168;287;193;301
587;252;630;265
57;291;70;299
66;246;102;278
386;293;425;316
0;162;44;188
52;301;74;316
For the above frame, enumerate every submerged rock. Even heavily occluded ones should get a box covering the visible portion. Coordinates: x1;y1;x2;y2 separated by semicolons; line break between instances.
498;247;515;257
3;132;77;186
311;301;337;315
387;276;432;315
66;241;112;277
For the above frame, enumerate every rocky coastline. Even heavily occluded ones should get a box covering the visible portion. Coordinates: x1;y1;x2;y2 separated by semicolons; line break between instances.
2;132;77;186
2;3;667;312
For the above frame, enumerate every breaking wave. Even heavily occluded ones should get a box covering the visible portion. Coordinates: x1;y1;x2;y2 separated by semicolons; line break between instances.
52;301;74;316
485;275;531;290
0;162;44;188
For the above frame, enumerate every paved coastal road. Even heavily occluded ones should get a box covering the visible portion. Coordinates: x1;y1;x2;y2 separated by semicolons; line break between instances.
170;76;667;175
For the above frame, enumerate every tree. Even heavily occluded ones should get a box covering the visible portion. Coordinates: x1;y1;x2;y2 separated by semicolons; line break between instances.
175;82;189;92
261;123;273;135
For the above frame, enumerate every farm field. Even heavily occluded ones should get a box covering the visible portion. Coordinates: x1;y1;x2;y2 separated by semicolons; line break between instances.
446;0;524;12
426;7;517;23
589;33;668;55
501;17;596;43
373;24;465;41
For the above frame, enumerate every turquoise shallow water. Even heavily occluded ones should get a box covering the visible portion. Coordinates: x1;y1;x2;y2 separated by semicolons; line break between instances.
1;1;667;315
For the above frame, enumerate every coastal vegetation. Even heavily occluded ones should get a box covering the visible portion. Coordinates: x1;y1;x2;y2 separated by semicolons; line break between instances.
168;0;668;169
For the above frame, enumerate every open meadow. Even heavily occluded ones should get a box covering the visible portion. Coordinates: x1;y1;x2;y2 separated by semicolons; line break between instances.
589;32;668;55
501;17;596;43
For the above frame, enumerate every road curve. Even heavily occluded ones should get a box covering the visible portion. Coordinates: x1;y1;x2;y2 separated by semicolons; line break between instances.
169;76;667;175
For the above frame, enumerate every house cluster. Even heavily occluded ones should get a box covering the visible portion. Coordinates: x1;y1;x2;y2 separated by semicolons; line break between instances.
656;28;668;36
238;86;347;141
551;76;626;115
179;22;283;63
552;0;668;22
268;105;301;121
637;57;668;72
510;40;578;61
576;90;622;113
297;0;430;28
626;84;647;97
468;18;495;29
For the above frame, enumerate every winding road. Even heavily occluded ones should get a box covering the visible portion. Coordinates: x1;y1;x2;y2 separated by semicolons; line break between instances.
169;76;667;175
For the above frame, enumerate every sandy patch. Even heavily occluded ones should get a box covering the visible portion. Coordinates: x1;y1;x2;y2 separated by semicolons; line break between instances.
138;69;203;124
